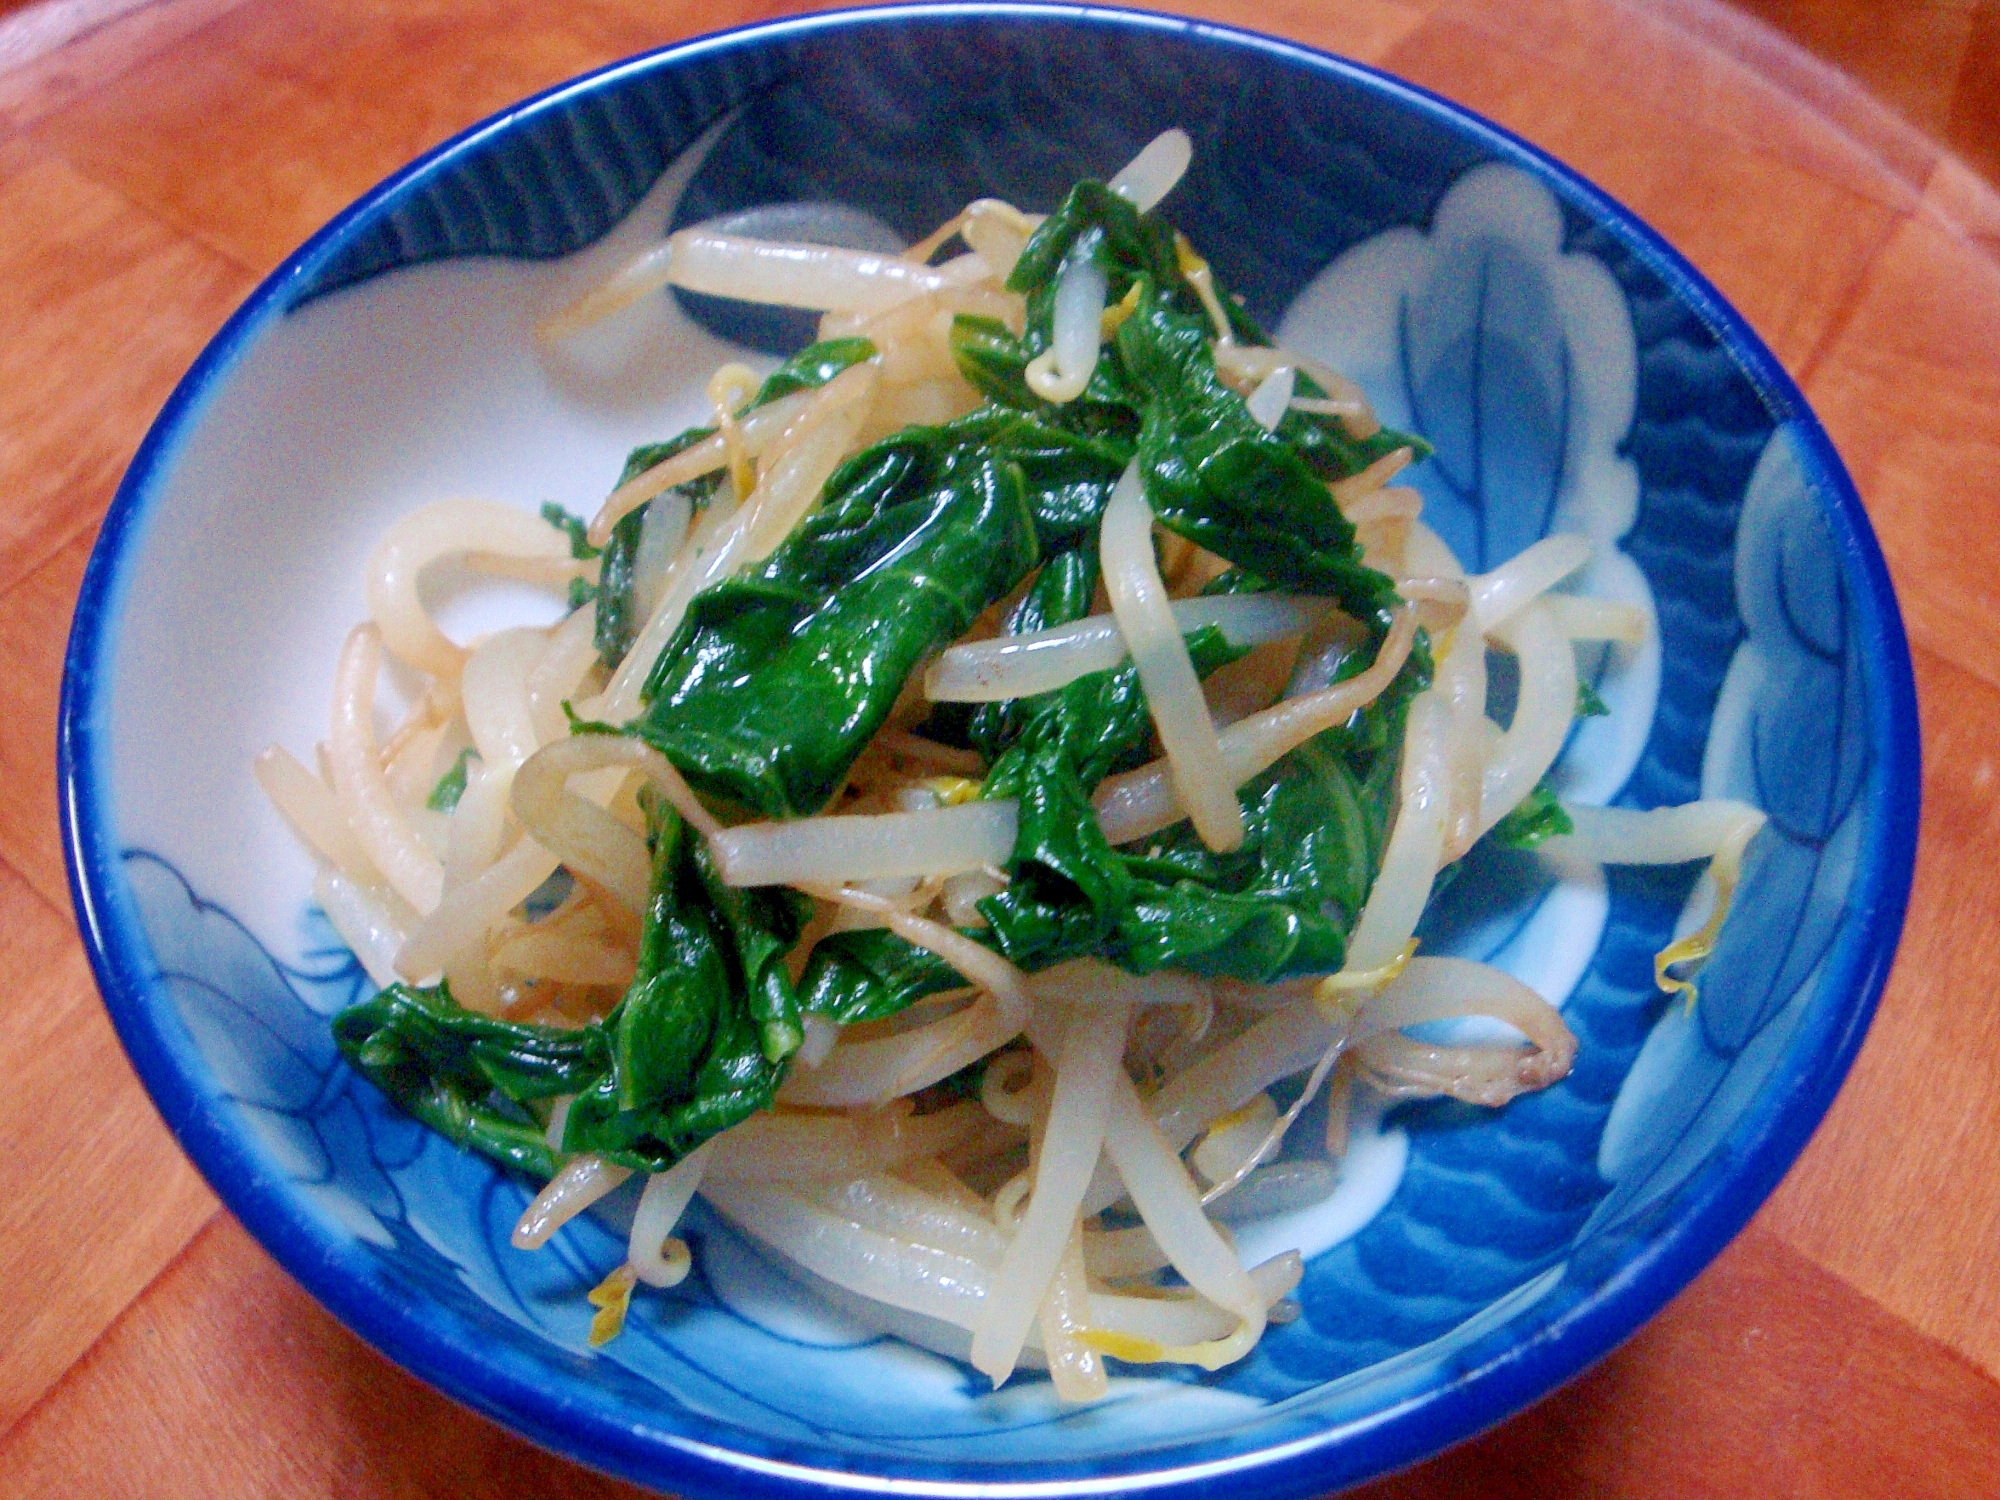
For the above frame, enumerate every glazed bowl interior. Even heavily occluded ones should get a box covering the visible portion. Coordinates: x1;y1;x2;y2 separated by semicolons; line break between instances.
62;5;1917;1497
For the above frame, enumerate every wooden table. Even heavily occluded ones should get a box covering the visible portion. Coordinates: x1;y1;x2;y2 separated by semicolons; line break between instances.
2;0;1996;1493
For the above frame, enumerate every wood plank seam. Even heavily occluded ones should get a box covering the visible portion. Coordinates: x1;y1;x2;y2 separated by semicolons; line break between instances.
1766;1200;2000;1396
0;138;258;598
0;0;261;136
35;136;266;277
1650;0;1942;198
9;871;77;933
0;534;103;903
1924;151;2000;256
0;1202;223;1446
1791;202;1913;388
0;508;98;601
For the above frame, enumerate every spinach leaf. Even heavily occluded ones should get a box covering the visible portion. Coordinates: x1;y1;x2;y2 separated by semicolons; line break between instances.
593;504;650;671
560;801;806;1170
979;738;1135;961
1487;778;1575;850
336;797;812;1179
1008;180;1210;335
1274;370;1433;481
333;982;609;1179
950;314;1038;409
608;808;728;1114
973;621;1243;965
693;837;810;1064
343;168;1465;1187
633;427;1042;816
965;544;1100;765
998;183;1425;490
985;652;1410;982
992;186;1426;624
801;926;963;1026
754;336;877;404
1115;283;1402;624
425;747;478;813
592;338;880;672
965;408;1133;545
1577;678;1610;718
797;627;1432;1017
594;434;710;672
1112;738;1378;976
541;501;600;561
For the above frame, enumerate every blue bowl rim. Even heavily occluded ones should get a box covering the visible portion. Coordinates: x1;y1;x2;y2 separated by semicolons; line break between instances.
58;4;1920;1497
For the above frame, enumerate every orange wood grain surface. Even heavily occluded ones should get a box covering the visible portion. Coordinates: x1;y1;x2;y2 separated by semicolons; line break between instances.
0;0;1994;1493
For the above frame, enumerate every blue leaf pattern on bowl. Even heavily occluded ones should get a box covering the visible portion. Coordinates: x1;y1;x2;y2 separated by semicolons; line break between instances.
1591;425;1871;1237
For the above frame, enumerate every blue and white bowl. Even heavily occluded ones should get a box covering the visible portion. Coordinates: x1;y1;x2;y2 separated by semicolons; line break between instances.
61;5;1919;1495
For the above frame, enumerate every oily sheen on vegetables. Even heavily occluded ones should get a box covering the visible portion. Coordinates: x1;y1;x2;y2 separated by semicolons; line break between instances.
259;132;1762;1392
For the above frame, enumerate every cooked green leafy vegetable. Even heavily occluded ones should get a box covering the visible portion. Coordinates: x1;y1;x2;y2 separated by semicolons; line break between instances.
592;337;881;672
334;167;1443;1176
339;797;808;1176
1487;778;1575;850
540;501;600;561
632;428;1043;817
276;134;1651;1395
425;747;478;813
557;799;808;1170
334;980;606;1179
800;629;1430;1022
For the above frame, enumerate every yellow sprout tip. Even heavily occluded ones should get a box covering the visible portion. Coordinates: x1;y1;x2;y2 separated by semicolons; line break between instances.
922;776;984;807
1652;865;1744;1010
1315;939;1418;1017
1172;232;1208;277
1100;282;1143;338
1079;1329;1168;1364
1655;934;1712;1010
586;1263;639;1348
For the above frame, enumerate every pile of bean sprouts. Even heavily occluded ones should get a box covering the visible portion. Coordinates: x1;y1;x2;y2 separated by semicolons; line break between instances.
257;131;1763;1396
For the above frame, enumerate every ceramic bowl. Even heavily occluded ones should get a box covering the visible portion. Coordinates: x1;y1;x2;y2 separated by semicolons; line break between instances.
60;5;1919;1496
